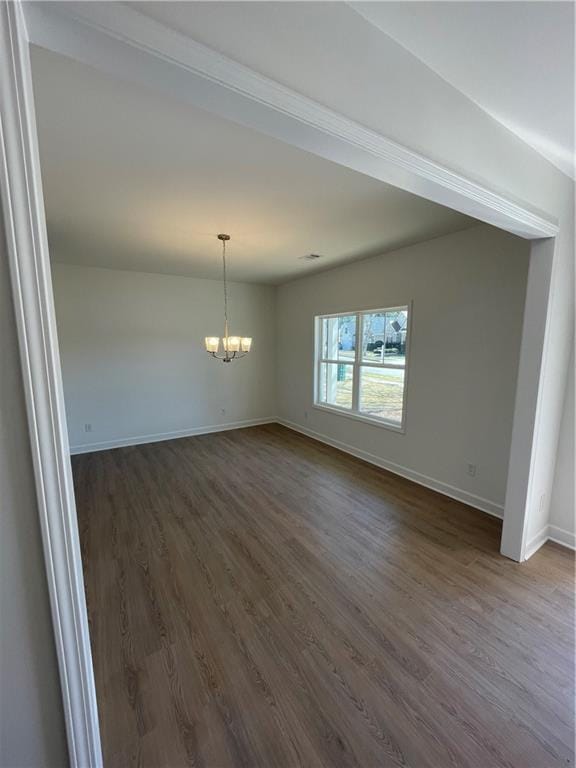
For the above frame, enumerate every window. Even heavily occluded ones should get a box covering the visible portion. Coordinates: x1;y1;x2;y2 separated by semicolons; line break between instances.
315;306;410;430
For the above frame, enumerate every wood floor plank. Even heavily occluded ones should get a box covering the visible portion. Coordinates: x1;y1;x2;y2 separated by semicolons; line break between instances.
73;424;575;767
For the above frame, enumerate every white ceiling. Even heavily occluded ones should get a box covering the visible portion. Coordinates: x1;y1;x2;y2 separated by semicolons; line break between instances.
30;45;475;285
133;1;574;180
352;1;575;179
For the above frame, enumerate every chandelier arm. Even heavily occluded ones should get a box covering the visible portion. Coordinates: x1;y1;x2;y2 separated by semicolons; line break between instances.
209;349;248;362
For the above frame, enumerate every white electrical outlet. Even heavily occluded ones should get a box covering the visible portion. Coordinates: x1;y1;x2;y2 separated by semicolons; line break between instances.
304;410;308;420
84;423;92;433
467;463;477;477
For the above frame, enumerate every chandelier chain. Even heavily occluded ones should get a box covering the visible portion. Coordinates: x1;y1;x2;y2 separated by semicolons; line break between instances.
222;237;229;338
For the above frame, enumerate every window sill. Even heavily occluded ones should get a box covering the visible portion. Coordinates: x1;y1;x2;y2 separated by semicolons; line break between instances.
312;403;405;434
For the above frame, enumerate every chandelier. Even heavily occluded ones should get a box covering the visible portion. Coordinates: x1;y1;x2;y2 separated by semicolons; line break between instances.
205;234;252;362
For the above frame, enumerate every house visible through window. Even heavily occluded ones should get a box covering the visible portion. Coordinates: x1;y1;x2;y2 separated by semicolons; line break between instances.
315;306;410;429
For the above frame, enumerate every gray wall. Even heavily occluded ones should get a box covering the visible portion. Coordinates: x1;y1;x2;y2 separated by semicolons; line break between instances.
52;264;277;452
0;210;68;766
550;349;575;543
276;224;530;513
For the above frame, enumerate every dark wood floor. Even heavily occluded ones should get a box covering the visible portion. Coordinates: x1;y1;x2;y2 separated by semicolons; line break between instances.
73;424;575;768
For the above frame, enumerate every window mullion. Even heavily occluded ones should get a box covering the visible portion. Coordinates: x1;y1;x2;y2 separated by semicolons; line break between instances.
352;313;361;412
315;316;322;404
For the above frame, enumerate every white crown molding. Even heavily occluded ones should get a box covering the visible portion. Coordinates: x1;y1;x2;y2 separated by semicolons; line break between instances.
23;1;558;241
0;4;102;767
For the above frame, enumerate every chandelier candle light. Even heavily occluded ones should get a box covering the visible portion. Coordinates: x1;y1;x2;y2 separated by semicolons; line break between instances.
205;234;252;362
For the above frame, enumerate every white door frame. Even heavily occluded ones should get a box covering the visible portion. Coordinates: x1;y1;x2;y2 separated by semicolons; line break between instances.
0;2;563;765
0;4;102;766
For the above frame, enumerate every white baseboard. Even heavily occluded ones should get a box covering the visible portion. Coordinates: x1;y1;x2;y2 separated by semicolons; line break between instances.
524;525;551;560
277;418;504;519
69;417;276;455
526;524;576;558
548;524;576;550
71;417;574;556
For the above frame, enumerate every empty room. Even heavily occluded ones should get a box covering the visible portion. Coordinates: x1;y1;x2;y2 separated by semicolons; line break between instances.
1;3;574;768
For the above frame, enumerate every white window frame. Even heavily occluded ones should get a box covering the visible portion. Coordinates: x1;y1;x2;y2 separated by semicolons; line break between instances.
314;305;411;433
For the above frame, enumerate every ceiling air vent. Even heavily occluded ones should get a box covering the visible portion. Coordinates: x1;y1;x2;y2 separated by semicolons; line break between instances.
299;253;323;261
